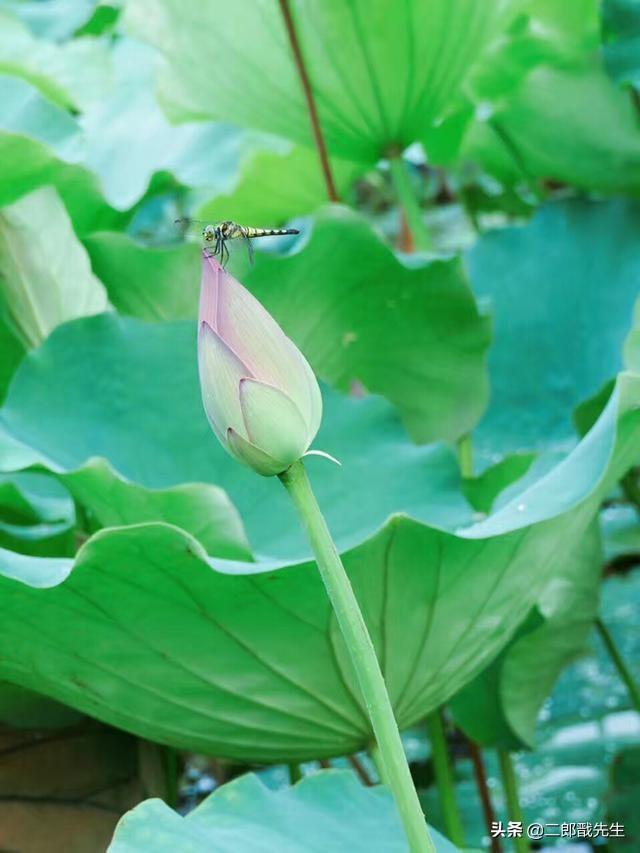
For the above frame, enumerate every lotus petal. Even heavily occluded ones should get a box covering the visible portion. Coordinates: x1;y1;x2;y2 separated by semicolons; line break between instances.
239;378;308;464
198;322;251;442
226;427;288;477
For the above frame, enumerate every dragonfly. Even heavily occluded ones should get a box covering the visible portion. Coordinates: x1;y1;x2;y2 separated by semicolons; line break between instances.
175;218;299;266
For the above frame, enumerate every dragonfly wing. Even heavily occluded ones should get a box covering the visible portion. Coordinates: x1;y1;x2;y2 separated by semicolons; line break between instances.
236;226;254;265
174;217;211;239
244;234;254;265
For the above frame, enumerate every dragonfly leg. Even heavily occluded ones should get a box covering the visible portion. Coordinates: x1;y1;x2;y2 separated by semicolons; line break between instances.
240;227;254;265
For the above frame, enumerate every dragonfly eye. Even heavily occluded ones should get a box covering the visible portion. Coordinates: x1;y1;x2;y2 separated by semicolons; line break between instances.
202;225;215;242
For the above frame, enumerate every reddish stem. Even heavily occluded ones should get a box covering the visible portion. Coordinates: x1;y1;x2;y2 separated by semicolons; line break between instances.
278;0;339;202
398;209;414;252
468;740;502;853
347;754;374;786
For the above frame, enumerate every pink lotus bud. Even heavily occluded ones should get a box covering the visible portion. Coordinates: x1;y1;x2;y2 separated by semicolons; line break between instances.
198;253;322;476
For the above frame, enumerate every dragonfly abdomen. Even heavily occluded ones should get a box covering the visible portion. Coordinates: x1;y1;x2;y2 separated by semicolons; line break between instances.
243;227;300;239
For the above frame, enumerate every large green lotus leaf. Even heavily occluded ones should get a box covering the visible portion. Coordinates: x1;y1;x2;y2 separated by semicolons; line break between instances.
63;458;252;561
74;4;121;38
87;209;491;444
0;358;637;758
466;198;640;454
0;471;74;563
0;471;72;525
0;470;75;556
3;36;346;221
109;770;458;853
466;0;600;106
0;131;120;236
0;0;97;40
0;9;110;110
0;680;82;728
0;77;120;234
461;61;640;194
0;34;359;220
123;0;523;163
80;38;362;213
241;207;491;444
528;0;600;46
0;74;81;153
194;142;362;227
0;315;472;557
450;520;602;749
574;381;616;442
0;517;74;557
0;186;109;348
426;0;602;166
80;38;215;210
0;436;250;562
0;72;125;232
84;234;201;321
462;452;536;514
572;298;638;436
602;0;640;89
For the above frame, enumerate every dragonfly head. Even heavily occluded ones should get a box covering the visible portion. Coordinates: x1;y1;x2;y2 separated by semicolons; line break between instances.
202;224;217;243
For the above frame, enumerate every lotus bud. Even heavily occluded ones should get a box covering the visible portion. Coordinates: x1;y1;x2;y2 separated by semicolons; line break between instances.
198;252;322;476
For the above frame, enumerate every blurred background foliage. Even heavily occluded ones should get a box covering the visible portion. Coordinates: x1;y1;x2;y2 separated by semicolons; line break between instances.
0;0;639;851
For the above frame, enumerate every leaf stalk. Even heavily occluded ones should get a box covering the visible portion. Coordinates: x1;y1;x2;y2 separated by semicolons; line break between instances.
467;738;502;852
457;434;474;478
279;459;434;853
595;616;640;712
497;749;529;853
426;709;465;846
278;0;339;202
388;154;431;251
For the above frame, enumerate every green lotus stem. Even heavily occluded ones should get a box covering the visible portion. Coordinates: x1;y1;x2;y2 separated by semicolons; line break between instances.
388;154;431;251
162;746;180;808
426;710;465;847
279;459;434;853
596;617;640;712
497;750;529;853
457;434;474;478
288;762;303;784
